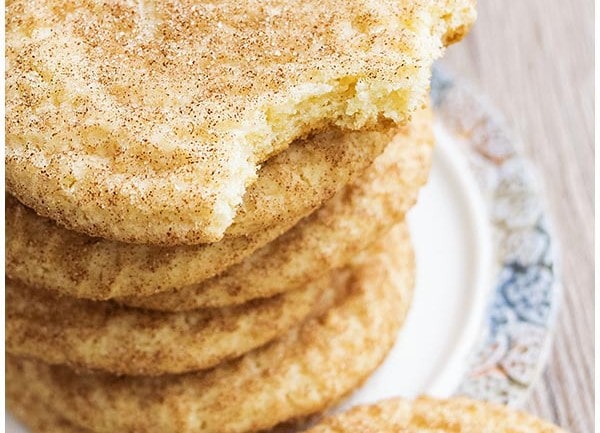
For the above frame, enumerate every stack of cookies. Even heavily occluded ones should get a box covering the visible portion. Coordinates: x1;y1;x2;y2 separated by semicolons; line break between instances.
5;1;476;432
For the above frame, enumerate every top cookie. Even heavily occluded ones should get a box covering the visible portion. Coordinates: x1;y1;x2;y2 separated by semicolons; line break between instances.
6;0;475;245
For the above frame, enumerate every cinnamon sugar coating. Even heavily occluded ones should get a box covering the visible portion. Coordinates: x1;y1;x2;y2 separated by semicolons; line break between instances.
7;122;395;300
7;223;414;433
305;397;565;433
6;0;475;245
124;106;433;309
6;265;345;375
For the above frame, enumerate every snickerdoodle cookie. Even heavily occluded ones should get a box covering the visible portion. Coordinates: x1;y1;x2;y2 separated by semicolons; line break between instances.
7;223;414;433
6;0;475;245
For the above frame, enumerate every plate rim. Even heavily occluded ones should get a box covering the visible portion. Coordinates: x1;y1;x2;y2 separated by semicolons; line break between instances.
431;66;563;406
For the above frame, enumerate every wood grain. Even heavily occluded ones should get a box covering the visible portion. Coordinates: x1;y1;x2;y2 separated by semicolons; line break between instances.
440;1;594;432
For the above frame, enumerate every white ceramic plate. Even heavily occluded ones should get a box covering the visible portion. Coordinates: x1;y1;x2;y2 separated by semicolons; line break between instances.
6;69;561;432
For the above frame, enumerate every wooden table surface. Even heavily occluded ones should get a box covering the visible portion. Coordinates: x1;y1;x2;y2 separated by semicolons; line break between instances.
439;1;594;432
